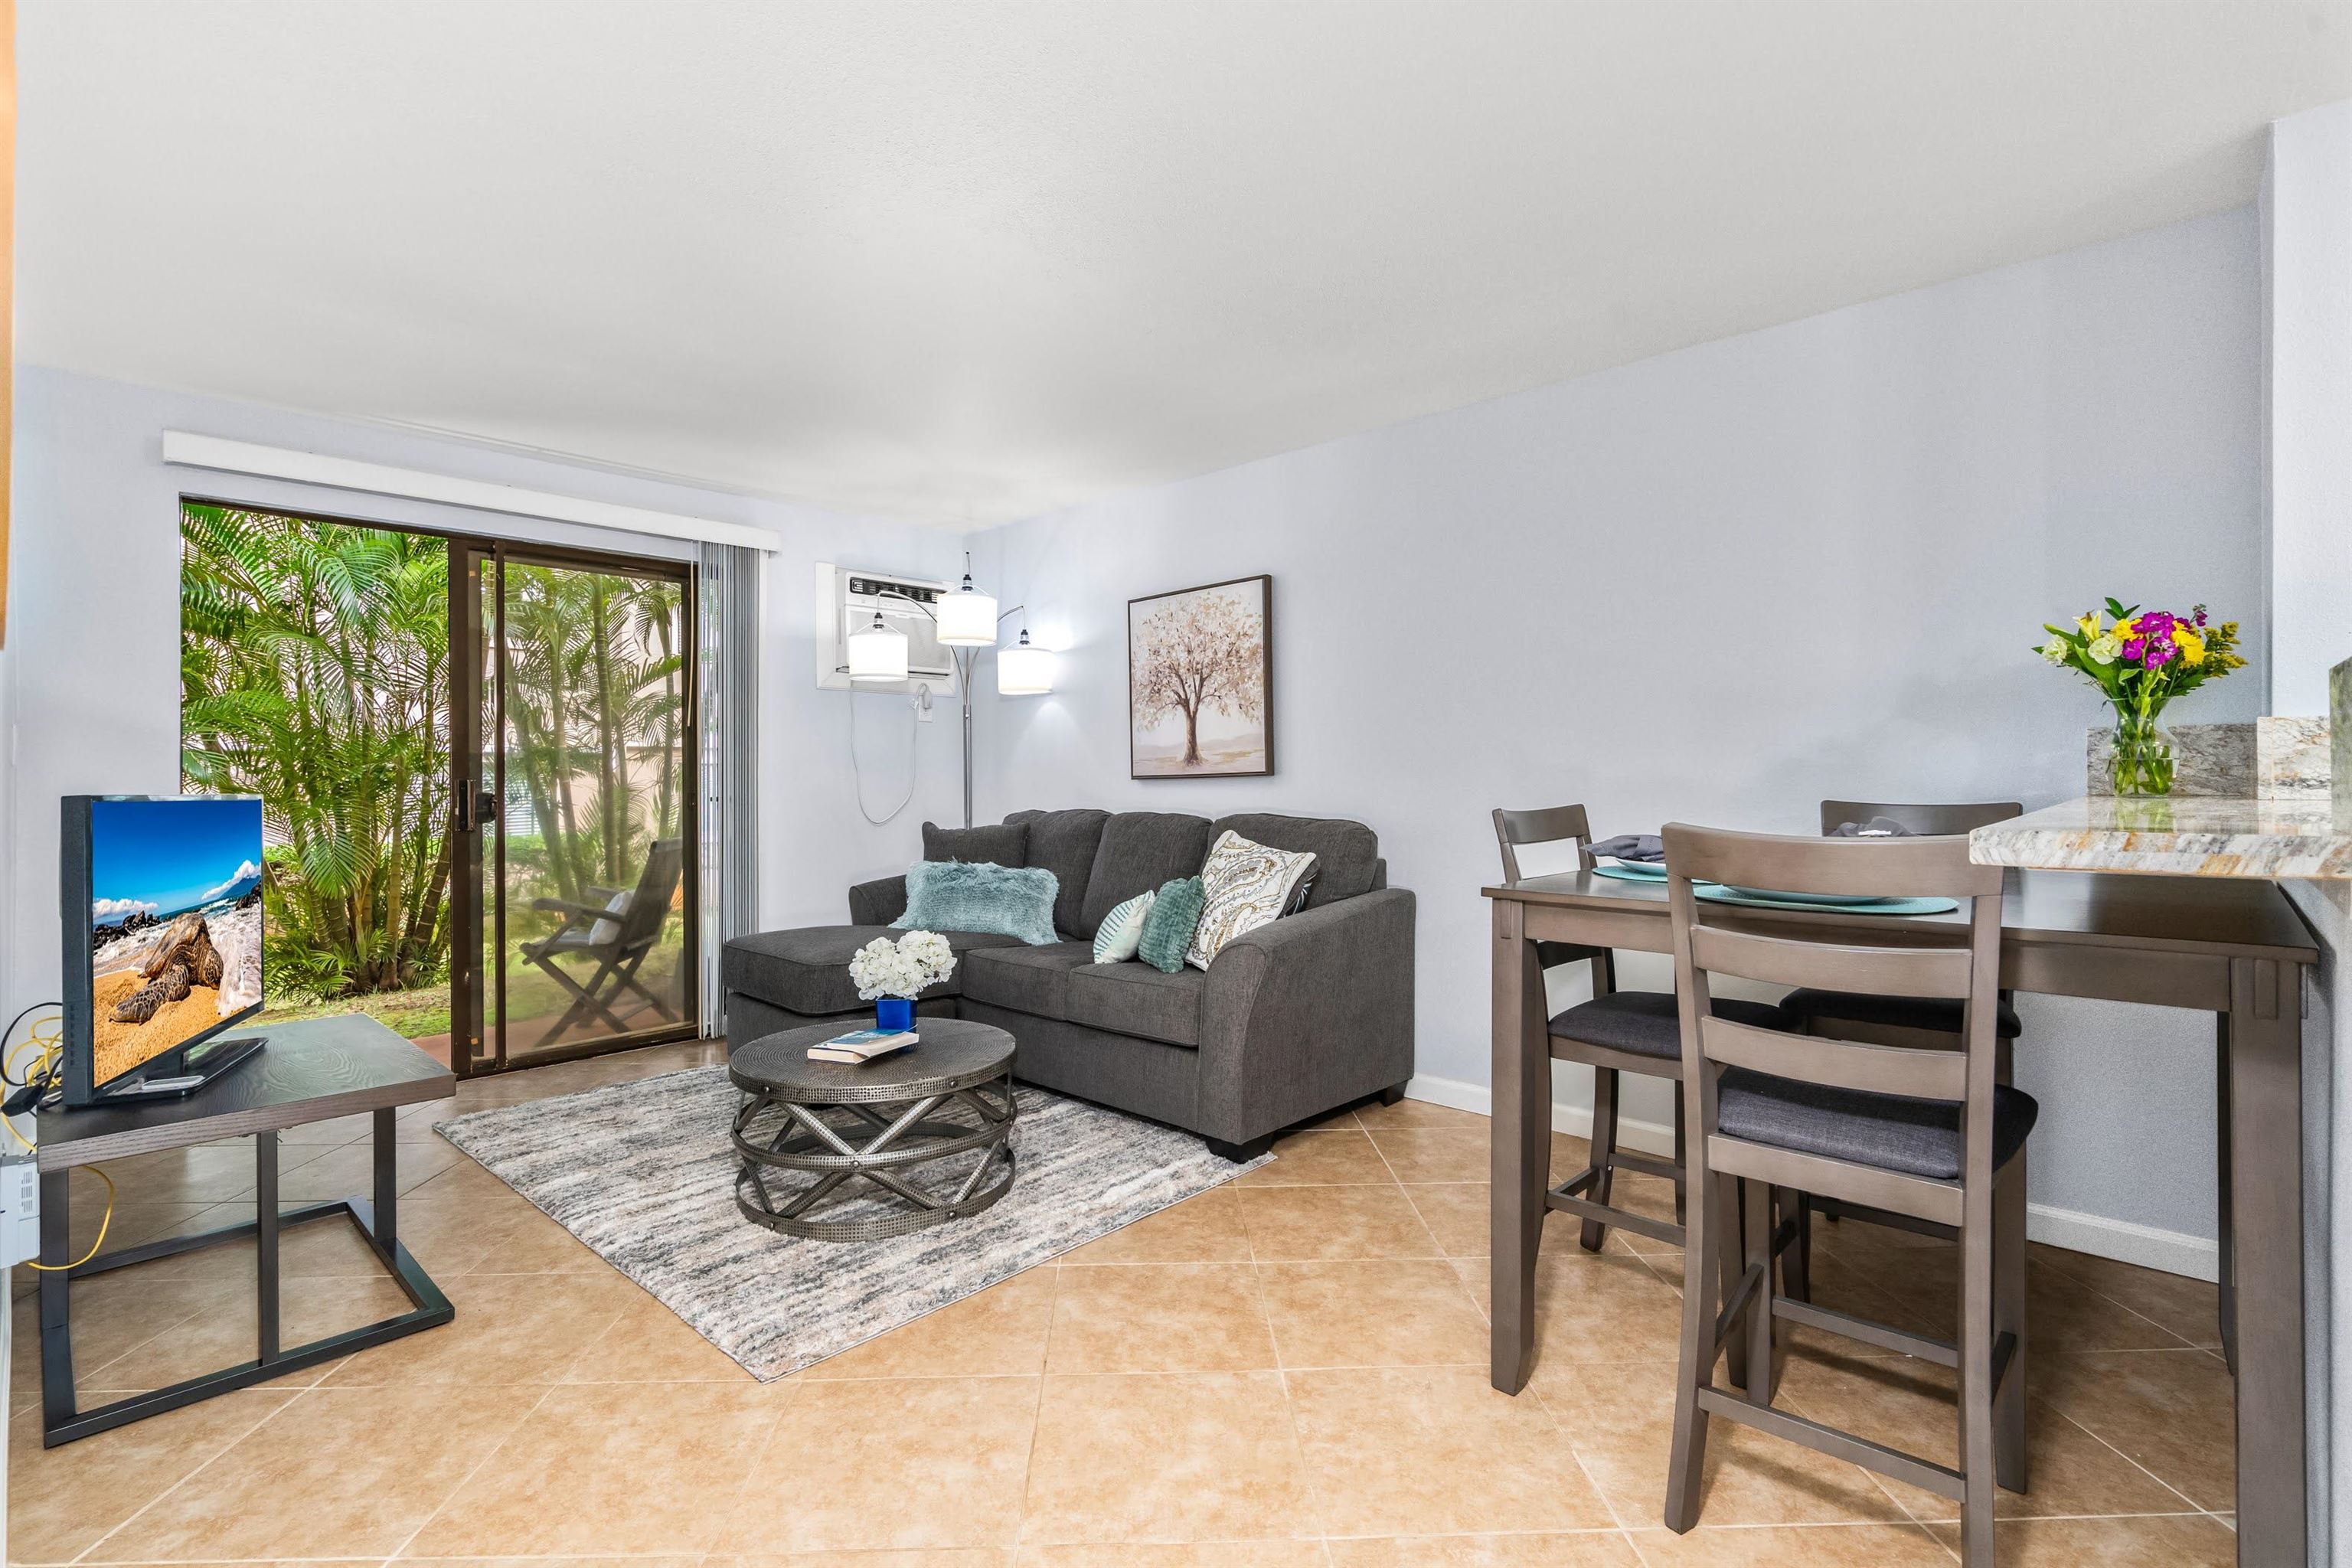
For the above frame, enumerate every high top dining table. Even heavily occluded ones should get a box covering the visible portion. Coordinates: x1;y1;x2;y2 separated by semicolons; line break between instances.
1486;863;2319;1567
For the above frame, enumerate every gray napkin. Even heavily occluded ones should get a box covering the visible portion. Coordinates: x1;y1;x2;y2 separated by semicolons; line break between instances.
1589;833;1664;863
1828;817;1917;838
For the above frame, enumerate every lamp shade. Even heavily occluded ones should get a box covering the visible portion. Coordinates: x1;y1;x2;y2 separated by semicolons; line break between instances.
846;612;910;682
935;584;998;646
996;630;1054;695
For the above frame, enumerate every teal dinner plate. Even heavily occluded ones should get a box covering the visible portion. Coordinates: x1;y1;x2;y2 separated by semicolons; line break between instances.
1697;886;1958;916
1598;861;1669;880
1722;885;1896;907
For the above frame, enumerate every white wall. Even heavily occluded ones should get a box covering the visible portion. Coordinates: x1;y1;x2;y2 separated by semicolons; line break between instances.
968;206;2265;1272
0;365;964;1018
2262;100;2352;717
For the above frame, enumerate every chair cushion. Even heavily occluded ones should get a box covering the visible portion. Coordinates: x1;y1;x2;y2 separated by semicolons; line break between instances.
1717;1070;2039;1182
922;819;1028;867
1780;988;2022;1040
1080;812;1216;936
1548;990;1797;1061
1210;813;1380;906
1004;808;1110;939
1066;960;1207;1047
959;942;1096;1020
721;925;1024;1015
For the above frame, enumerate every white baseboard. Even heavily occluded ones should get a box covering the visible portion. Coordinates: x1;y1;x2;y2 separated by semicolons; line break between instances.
1401;1075;2220;1282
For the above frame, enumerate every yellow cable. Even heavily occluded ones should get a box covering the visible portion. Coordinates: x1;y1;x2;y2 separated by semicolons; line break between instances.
24;1167;113;1271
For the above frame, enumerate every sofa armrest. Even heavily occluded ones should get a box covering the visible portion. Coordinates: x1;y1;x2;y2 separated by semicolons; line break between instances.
848;875;908;926
1197;887;1416;1145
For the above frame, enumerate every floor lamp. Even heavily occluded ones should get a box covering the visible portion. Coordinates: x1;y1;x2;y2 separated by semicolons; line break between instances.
847;557;1054;828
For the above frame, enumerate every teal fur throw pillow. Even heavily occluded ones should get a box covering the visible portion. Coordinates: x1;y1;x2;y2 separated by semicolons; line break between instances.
893;860;1059;946
1135;877;1205;973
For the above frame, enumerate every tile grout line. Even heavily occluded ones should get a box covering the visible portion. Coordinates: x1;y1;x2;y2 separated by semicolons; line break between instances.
375;1381;564;1562
66;1373;328;1565
1007;1262;1061;1555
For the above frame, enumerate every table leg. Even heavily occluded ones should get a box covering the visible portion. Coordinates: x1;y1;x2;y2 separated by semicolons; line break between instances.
38;1169;72;1434
256;1131;279;1363
2225;956;2303;1568
2215;1014;2236;1374
1491;898;1548;1395
372;1108;398;1253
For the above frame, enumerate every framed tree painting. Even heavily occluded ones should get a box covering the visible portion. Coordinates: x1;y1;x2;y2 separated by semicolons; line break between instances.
1129;574;1272;778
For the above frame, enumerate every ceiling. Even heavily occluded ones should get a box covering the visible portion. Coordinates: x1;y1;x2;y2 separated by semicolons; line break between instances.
20;1;2350;524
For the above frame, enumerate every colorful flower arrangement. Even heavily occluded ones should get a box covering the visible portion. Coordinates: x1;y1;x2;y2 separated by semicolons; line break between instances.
2037;598;2246;795
847;929;956;1001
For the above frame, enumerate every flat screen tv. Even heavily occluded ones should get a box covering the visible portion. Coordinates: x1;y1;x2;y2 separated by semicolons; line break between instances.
60;795;266;1106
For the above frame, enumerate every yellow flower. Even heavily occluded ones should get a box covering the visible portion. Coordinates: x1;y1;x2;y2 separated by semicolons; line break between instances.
2077;612;2100;638
2172;625;2205;662
2113;616;2138;639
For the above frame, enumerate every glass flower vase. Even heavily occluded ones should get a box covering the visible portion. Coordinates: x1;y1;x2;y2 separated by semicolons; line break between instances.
2108;713;2178;798
875;995;915;1033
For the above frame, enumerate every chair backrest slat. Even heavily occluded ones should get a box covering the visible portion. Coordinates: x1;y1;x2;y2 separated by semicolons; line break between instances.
1690;924;1971;999
1669;828;2002;900
1702;1014;1968;1099
1819;799;2023;837
1492;804;1595;882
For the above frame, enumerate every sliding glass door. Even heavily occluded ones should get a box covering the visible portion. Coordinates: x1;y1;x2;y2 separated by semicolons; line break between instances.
450;542;697;1076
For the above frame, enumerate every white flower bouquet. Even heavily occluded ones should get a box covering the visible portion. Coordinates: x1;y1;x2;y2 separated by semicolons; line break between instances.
848;929;956;1001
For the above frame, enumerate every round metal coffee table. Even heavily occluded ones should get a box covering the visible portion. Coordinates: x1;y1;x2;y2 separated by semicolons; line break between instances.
729;1018;1018;1241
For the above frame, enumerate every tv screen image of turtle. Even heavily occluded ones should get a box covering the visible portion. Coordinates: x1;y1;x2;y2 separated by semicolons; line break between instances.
86;797;264;1089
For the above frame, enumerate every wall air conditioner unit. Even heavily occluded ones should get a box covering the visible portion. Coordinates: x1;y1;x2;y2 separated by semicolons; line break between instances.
815;564;959;696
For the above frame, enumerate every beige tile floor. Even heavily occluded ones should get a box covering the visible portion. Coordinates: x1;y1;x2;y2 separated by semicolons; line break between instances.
5;1042;2240;1566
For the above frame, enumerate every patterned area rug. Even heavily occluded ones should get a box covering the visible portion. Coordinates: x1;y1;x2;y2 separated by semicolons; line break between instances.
436;1066;1268;1380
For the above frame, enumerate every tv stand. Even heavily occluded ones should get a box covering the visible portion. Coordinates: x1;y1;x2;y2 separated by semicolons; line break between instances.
34;1015;454;1446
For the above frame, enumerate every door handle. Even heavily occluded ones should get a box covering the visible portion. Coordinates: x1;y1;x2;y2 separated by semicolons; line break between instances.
454;782;500;833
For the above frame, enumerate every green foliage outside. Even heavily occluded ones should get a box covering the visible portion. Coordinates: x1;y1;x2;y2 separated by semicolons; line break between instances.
179;503;690;1042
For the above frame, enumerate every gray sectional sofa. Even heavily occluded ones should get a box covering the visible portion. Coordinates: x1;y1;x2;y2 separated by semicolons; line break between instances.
720;808;1416;1159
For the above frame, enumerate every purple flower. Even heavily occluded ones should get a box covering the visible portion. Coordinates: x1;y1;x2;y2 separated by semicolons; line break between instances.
2122;637;2146;664
2148;640;2175;667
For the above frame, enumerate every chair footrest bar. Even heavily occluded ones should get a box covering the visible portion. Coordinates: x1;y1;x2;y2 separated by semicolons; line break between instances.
1607;1150;1679;1182
1544;1188;1684;1246
1807;1194;1958;1243
1772;1295;1958;1367
1694;1384;1967;1501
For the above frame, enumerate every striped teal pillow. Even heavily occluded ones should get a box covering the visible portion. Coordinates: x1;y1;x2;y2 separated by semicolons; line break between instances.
1093;889;1157;963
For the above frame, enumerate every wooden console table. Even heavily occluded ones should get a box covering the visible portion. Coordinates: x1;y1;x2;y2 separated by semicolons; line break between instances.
34;1014;456;1446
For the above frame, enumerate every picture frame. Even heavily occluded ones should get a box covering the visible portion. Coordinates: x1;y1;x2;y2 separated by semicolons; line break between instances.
1127;573;1273;779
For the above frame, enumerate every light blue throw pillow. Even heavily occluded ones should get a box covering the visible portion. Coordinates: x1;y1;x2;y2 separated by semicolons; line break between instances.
1093;889;1156;963
893;860;1060;946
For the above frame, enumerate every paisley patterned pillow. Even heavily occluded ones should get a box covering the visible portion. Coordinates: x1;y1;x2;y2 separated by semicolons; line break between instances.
1185;830;1319;969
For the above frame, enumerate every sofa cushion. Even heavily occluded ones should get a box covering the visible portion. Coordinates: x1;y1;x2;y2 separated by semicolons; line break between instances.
1080;812;1215;934
1005;808;1110;938
1187;830;1318;969
922;819;1027;867
960;942;1096;1020
1066;959;1206;1047
722;925;1023;1016
1210;814;1380;906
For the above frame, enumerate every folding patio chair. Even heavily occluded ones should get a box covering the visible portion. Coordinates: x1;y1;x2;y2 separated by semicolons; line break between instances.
523;836;687;1048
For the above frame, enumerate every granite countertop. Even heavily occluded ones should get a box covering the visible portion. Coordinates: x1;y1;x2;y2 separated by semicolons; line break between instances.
1968;795;2352;880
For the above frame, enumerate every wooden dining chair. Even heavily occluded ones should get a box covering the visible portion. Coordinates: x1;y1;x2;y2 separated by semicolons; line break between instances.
1660;824;2034;1568
1492;805;1800;1254
1776;801;2025;1280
